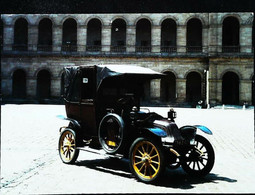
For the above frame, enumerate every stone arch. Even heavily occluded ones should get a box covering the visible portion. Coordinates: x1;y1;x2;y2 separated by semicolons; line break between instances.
220;69;242;80
12;69;27;98
185;15;205;26
159;16;179;26
35;16;54;26
85;16;104;26
220;14;242;25
222;71;240;105
110;16;128;26
134;16;153;26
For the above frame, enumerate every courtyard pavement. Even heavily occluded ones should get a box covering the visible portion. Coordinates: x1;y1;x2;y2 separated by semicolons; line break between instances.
0;104;254;194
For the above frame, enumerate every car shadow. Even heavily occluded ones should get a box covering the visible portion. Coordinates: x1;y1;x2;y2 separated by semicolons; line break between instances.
75;157;237;189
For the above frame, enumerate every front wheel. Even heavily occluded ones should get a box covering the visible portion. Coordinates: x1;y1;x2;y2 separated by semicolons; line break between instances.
181;134;215;176
59;128;80;164
129;137;165;183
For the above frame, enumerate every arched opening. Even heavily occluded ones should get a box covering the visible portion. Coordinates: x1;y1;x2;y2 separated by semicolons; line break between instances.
0;19;3;50
186;72;202;104
186;18;202;53
13;18;28;51
38;18;52;51
136;19;151;52
62;18;77;52
87;18;102;52
111;19;126;52
37;70;51;99
161;19;177;53
222;16;240;52
12;69;26;98
160;71;176;102
222;72;239;105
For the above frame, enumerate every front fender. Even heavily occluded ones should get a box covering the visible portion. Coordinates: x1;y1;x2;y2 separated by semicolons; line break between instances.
145;127;168;137
194;125;213;135
57;115;81;131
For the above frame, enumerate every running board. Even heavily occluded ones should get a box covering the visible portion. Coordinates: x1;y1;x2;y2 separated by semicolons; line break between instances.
77;147;124;159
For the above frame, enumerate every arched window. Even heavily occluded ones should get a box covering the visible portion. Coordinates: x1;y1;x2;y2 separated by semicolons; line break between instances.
160;71;176;102
222;16;240;52
186;18;202;53
136;19;151;52
161;19;177;53
13;18;28;51
37;70;51;99
38;18;52;51
62;18;77;52
186;72;202;104
222;72;239;105
87;18;102;52
111;19;126;52
12;69;26;98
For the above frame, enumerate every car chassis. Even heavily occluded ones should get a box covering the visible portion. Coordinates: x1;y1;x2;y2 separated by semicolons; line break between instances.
58;64;215;183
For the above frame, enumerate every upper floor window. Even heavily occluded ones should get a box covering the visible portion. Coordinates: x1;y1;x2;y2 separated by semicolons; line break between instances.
13;18;28;51
62;18;77;52
111;19;126;52
186;18;202;53
222;16;240;53
161;19;177;53
136;18;151;52
87;18;102;52
38;18;52;51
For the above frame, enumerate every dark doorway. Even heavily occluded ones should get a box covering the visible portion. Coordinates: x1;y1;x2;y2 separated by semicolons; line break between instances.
186;18;202;53
136;18;151;52
222;16;240;52
161;19;177;53
62;18;77;52
37;70;51;99
186;72;202;103
13;18;28;51
87;18;102;52
111;19;126;52
160;71;176;102
38;18;52;51
12;69;26;98
222;72;239;105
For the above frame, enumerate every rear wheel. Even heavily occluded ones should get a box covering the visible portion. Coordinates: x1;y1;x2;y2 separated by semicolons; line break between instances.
59;128;79;164
98;113;125;154
181;134;215;176
129;137;165;183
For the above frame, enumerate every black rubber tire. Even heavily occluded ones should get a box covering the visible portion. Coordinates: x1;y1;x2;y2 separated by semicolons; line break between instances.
181;134;215;177
129;137;165;183
58;128;80;164
98;113;125;154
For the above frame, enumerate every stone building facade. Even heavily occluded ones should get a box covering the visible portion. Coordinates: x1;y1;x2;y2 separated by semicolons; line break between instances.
1;13;254;106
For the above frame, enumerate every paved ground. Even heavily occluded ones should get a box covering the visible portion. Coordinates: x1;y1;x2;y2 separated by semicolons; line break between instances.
1;104;254;194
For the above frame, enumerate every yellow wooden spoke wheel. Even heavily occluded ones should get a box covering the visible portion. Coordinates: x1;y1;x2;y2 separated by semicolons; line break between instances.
129;137;165;183
59;128;79;164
